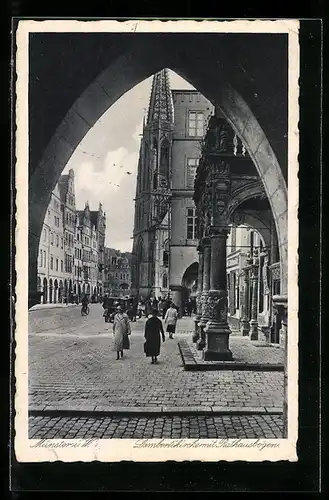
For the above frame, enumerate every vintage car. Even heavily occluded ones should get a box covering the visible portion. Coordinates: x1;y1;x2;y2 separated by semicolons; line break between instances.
102;296;133;322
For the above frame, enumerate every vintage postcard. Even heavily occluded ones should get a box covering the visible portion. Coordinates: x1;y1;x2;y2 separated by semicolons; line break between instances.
14;19;299;463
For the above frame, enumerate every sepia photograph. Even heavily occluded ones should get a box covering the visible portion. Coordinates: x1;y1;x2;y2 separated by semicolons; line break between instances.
14;19;299;463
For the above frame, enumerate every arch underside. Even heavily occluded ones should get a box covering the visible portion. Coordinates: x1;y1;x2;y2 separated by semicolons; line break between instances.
28;38;288;304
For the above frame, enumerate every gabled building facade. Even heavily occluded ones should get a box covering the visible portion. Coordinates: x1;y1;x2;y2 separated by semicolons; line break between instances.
104;248;132;297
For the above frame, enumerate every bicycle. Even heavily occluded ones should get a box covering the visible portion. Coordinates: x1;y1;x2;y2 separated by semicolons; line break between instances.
81;304;90;316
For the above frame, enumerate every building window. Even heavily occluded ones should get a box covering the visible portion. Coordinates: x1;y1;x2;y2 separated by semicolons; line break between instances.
111;257;117;266
43;251;47;268
39;250;43;267
56;258;58;271
50;256;53;270
186;158;198;187
163;250;169;267
43;228;47;241
188;111;204;137
56;235;59;247
187;208;198;240
61;237;63;249
61;260;63;272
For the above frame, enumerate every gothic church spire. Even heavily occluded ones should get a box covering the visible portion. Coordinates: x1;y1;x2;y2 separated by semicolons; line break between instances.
147;68;173;125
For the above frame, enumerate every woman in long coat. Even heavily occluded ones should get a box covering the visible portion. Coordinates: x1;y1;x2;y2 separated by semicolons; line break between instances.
113;306;131;360
144;309;165;364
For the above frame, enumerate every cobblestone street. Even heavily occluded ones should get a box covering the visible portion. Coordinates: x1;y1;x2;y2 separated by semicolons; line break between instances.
28;304;284;438
29;414;283;439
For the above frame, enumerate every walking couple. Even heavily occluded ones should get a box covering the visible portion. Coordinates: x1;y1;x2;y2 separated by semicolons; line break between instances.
144;303;178;364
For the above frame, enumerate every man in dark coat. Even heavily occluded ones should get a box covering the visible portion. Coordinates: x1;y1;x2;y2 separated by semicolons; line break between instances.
144;309;165;364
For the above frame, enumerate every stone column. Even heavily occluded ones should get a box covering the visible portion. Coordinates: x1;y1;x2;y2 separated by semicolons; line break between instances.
203;229;233;361
240;266;251;336
197;238;211;350
249;252;259;340
273;294;288;438
193;245;204;343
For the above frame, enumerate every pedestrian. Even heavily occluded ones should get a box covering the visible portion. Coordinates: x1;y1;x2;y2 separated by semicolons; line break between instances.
164;302;178;339
112;305;131;360
140;301;146;318
152;297;159;309
126;304;134;321
146;300;153;317
158;298;164;317
144;309;165;364
162;297;170;319
187;298;193;317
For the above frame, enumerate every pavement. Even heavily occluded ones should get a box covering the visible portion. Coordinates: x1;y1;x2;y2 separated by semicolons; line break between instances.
179;337;284;371
28;304;284;439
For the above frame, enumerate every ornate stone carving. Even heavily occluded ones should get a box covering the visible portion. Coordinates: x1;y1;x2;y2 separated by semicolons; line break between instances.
262;253;270;294
204;290;228;322
233;211;245;225
219;125;229;152
270;263;280;281
196;292;202;316
200;291;209;318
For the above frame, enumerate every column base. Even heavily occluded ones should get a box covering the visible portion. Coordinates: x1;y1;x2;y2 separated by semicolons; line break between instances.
240;319;250;336
203;321;233;361
249;320;259;340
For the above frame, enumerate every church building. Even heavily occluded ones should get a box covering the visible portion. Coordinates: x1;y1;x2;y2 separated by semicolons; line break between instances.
131;69;213;309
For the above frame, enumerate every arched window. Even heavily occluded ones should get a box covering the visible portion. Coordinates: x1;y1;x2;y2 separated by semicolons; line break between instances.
163;250;169;266
162;273;168;289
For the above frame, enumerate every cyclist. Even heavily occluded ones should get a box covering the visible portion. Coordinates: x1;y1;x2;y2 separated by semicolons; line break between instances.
81;294;89;315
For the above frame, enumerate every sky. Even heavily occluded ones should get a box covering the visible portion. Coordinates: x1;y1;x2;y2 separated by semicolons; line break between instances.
63;70;195;253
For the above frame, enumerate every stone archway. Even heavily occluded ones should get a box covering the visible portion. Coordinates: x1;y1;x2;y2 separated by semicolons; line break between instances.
179;262;199;311
28;42;288;305
232;210;274;254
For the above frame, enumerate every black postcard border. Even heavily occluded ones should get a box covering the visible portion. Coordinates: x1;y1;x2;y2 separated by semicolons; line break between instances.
6;17;323;494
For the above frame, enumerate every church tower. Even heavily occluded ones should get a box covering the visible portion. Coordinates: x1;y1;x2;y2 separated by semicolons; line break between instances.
131;69;174;299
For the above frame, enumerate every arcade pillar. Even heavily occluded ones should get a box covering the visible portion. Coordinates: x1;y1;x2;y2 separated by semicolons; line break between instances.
203;228;233;361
